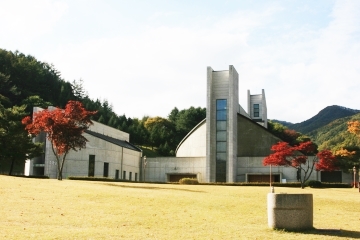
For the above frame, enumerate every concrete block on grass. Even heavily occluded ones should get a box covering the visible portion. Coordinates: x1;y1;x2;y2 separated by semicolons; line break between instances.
267;193;313;230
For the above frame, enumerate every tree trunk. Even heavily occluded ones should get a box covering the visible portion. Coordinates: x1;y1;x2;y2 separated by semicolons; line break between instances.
57;153;67;181
57;172;62;180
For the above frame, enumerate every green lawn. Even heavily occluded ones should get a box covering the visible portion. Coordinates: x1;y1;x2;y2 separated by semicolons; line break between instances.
1;175;359;239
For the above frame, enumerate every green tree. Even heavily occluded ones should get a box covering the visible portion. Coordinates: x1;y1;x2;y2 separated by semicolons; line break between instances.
334;146;360;173
268;120;306;146
144;117;175;153
0;104;43;175
71;79;88;101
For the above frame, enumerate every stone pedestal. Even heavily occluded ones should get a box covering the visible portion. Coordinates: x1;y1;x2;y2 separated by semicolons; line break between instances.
267;193;313;230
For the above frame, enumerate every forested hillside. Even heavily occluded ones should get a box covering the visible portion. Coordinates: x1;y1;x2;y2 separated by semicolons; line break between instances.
308;113;360;151
287;105;360;134
0;49;205;158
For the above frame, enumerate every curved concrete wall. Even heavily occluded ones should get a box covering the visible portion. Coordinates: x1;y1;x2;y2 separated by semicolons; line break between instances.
176;121;206;157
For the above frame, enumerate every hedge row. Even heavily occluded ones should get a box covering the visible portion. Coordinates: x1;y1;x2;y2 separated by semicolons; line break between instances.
68;176;131;182
67;176;168;184
178;180;351;188
67;176;352;188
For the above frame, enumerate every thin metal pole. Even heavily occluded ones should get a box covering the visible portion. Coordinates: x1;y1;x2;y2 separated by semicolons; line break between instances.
354;166;356;188
270;164;272;188
270;164;274;193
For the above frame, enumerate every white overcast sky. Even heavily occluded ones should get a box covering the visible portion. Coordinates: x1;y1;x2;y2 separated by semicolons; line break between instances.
1;0;359;123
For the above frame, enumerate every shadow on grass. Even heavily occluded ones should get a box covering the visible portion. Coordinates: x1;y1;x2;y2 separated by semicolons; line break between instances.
99;183;205;193
275;228;360;238
311;229;360;238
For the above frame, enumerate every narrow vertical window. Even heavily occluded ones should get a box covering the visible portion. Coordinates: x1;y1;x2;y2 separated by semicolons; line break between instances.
115;170;119;179
103;162;109;177
123;171;126;180
88;155;95;177
129;172;132;181
254;104;260;117
216;99;227;182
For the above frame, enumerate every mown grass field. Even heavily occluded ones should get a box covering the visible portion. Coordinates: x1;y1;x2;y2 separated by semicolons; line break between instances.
1;175;359;239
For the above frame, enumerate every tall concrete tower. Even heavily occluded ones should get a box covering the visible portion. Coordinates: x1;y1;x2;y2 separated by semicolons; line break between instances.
247;89;268;128
206;66;238;182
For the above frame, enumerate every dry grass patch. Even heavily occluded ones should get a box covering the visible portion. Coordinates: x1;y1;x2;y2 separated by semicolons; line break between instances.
1;175;359;239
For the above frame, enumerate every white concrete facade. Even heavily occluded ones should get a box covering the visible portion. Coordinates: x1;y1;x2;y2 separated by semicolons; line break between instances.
26;107;142;180
144;157;206;182
176;120;206;157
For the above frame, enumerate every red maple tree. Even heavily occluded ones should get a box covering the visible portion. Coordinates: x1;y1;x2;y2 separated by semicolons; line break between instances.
22;101;97;180
263;141;338;188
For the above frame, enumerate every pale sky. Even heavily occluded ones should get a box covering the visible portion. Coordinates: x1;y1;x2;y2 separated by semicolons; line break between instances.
1;0;359;123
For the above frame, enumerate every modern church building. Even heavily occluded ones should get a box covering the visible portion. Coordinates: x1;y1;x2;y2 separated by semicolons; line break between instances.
144;65;351;184
24;65;351;184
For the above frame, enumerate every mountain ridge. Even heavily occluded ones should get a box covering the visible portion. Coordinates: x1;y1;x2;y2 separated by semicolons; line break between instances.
272;105;360;134
271;105;360;151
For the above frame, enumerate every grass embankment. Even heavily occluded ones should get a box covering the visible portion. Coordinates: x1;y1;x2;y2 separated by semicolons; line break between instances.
1;175;359;239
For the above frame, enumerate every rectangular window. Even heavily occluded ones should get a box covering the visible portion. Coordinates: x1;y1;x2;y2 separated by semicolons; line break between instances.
216;153;227;161
216;99;227;110
103;162;109;177
216;99;227;182
216;142;227;152
216;131;226;141
88;155;95;177
129;172;132;181
216;121;227;131
135;173;138;182
254;104;260;117
115;170;119;179
216;111;227;120
216;99;227;120
123;171;126;180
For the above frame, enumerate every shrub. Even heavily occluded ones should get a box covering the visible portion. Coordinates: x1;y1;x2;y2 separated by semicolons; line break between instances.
322;182;351;188
305;180;322;188
68;176;129;182
179;178;199;185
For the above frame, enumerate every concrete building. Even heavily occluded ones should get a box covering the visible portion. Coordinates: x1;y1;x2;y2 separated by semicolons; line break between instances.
145;65;351;184
25;107;142;180
24;65;351;184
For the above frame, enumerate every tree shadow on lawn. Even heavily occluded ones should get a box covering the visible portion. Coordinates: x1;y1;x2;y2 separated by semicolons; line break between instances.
277;228;360;238
99;183;205;193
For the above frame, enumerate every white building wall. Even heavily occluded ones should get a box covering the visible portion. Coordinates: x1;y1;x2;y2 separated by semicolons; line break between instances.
176;121;206;157
237;157;322;183
144;156;352;184
145;157;206;182
88;121;129;141
42;129;141;179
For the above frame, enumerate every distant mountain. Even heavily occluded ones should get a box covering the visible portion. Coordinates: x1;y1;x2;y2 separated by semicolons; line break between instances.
286;105;360;134
270;120;293;127
270;105;360;151
308;113;360;151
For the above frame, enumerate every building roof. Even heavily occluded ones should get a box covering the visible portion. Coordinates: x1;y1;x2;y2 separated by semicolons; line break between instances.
85;130;142;152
